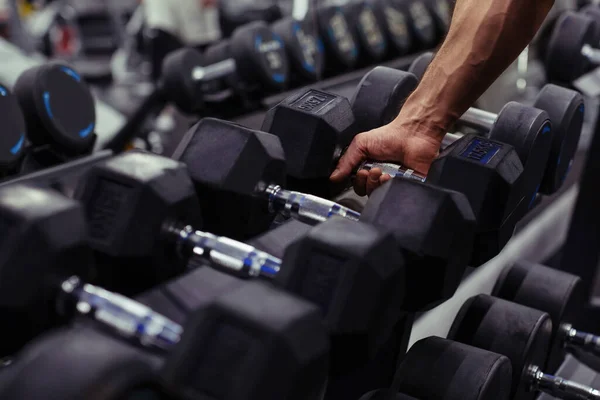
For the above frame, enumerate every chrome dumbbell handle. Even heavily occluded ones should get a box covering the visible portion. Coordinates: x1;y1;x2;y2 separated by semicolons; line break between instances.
528;365;600;400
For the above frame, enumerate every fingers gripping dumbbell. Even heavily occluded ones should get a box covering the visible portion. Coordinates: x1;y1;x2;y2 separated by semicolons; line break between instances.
409;52;584;195
263;70;523;265
450;295;600;400
494;261;600;373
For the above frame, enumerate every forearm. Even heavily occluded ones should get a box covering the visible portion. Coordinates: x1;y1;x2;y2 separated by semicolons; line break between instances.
398;0;554;140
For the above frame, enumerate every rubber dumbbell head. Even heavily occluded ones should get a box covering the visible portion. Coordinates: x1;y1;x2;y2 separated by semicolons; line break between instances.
262;89;355;182
361;178;476;310
13;63;96;155
0;85;26;171
546;12;597;83
74;151;203;293
0;184;94;356
493;261;588;372
371;0;413;55
271;17;325;83
402;0;437;50
204;21;289;91
450;295;600;400
316;3;359;71
345;0;388;63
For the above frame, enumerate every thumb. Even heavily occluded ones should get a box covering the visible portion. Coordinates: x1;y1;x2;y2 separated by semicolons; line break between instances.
330;134;368;182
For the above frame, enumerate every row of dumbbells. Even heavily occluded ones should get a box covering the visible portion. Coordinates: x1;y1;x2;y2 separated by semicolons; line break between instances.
161;0;453;98
0;61;587;398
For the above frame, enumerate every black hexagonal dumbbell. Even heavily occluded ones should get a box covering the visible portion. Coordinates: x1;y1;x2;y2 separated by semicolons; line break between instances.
262;67;529;265
74;150;474;375
408;52;584;196
450;295;600;400
0;272;329;400
0;184;329;400
359;336;513;400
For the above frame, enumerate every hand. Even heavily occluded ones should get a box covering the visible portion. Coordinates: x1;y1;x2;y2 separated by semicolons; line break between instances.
330;120;443;196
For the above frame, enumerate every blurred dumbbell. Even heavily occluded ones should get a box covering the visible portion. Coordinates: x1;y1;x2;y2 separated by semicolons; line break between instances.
13;63;97;170
409;52;584;195
315;2;360;74
494;261;600;373
0;267;329;400
545;12;600;83
264;67;534;265
271;17;326;84
203;21;289;92
344;0;389;65
0;84;27;178
75;151;424;371
359;336;512;400
450;295;600;400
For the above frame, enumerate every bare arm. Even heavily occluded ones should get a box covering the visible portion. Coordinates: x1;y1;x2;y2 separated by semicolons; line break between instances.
331;0;555;193
400;0;555;139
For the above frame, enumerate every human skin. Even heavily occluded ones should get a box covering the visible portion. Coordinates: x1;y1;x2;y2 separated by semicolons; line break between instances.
330;0;555;196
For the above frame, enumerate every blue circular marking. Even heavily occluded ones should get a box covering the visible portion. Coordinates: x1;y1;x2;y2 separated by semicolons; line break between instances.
10;134;24;155
272;73;286;83
303;61;316;73
60;66;81;82
43;92;54;119
528;184;540;209
579;104;585;113
542;124;551;135
0;86;6;96
78;122;94;138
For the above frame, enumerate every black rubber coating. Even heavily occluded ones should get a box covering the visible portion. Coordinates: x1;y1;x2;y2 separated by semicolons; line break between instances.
162;47;206;114
346;1;388;62
546;12;596;83
533;85;584;195
395;336;512;400
272;17;325;82
359;390;419;400
351;66;418;132
493;260;585;373
316;4;359;70
489;103;552;212
449;295;553;400
0;85;26;168
13;63;96;154
407;51;434;81
581;5;600;44
372;0;413;55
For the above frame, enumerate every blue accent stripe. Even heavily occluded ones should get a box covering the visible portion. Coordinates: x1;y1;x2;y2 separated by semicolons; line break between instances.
542;125;551;135
303;61;316;73
317;38;324;53
272;73;286;83
579;104;585;113
255;35;262;50
0;86;6;96
43;92;53;119
60;66;81;82
78;122;94;138
529;184;540;209
10;134;24;155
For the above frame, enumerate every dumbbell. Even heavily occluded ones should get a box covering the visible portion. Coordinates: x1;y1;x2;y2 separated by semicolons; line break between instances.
271;16;326;84
0;265;329;400
315;2;360;73
203;21;289;92
75;151;419;368
264;69;530;265
359;336;513;400
494;261;600;373
370;0;413;56
0;85;27;177
450;295;600;400
409;52;584;195
394;0;438;50
344;0;389;65
545;11;600;83
13;63;97;168
425;0;453;39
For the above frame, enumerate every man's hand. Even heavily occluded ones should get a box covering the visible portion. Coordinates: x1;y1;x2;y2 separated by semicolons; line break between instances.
330;120;443;196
